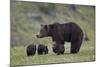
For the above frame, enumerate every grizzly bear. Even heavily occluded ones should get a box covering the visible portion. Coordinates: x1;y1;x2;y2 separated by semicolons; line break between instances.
36;22;83;54
26;44;36;56
53;43;65;55
37;44;48;55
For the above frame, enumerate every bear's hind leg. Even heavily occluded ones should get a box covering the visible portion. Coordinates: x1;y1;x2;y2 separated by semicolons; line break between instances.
71;41;82;54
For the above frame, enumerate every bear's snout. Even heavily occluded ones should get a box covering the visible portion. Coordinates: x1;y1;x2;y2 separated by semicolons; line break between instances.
36;35;39;38
36;34;41;38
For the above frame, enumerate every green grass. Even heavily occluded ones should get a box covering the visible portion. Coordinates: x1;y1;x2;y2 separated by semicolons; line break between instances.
11;41;95;66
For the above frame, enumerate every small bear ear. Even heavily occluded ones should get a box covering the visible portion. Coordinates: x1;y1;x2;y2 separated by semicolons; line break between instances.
41;24;44;27
45;25;49;30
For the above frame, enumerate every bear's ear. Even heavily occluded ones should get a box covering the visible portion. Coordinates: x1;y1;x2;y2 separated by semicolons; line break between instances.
45;25;50;31
41;24;44;27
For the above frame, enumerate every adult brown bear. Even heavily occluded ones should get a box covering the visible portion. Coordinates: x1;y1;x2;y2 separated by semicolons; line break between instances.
36;22;83;54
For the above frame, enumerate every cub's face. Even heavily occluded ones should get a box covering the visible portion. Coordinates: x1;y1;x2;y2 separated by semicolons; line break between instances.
36;24;49;38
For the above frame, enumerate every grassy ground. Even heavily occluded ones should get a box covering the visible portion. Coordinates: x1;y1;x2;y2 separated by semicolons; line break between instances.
11;40;95;66
10;1;95;67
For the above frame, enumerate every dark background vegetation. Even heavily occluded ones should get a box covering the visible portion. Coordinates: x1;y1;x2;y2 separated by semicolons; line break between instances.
11;1;95;47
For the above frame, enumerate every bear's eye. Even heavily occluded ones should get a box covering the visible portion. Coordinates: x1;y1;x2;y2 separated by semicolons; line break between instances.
40;27;47;34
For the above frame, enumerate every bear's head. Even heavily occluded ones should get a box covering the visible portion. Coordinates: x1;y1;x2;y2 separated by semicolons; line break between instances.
36;24;50;38
36;23;64;42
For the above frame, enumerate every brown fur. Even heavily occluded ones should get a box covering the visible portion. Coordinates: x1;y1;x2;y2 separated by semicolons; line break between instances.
36;22;83;53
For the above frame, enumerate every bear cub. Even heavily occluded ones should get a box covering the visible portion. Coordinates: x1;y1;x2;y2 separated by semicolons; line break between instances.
37;44;48;55
26;44;36;56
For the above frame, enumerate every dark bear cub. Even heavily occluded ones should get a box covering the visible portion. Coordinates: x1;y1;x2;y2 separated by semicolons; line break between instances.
53;43;65;55
26;44;36;56
37;44;48;55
